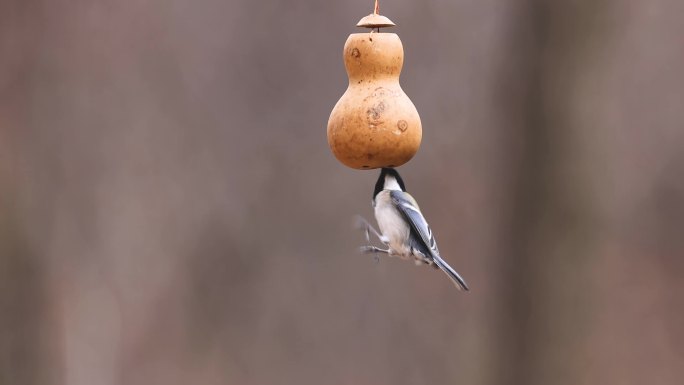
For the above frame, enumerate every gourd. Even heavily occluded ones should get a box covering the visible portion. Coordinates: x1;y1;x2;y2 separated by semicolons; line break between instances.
327;5;422;170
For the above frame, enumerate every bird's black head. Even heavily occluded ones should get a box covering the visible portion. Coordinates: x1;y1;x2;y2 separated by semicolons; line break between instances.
373;167;406;198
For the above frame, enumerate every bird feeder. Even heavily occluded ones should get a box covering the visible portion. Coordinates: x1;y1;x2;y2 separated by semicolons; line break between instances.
327;1;422;170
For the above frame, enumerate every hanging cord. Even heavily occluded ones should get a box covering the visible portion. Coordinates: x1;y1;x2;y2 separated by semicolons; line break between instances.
374;0;380;31
370;0;381;37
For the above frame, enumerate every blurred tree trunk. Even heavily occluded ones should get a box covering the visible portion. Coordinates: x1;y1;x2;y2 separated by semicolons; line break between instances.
495;2;610;384
1;148;61;385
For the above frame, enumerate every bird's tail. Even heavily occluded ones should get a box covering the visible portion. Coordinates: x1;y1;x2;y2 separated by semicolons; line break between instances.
432;255;469;291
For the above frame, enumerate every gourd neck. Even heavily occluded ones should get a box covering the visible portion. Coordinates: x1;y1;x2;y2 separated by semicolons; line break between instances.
343;32;404;82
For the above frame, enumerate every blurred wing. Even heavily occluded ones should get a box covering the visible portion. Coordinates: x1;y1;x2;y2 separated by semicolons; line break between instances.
390;191;470;291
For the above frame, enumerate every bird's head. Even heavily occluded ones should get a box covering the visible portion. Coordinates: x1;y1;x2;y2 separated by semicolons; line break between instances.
373;167;406;199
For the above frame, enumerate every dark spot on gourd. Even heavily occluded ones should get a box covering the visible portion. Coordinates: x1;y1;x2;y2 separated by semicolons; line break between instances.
351;48;361;58
397;120;408;132
367;101;386;122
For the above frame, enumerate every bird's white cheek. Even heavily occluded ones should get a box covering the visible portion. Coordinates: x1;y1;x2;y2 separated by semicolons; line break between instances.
383;177;402;192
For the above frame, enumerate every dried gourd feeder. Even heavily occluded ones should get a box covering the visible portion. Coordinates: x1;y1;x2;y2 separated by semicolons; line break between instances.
327;4;422;169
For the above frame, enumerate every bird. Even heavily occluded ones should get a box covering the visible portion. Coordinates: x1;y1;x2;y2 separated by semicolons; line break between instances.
358;167;469;291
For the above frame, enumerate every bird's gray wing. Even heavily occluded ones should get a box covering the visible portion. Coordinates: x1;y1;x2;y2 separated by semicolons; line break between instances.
389;191;438;255
390;190;469;291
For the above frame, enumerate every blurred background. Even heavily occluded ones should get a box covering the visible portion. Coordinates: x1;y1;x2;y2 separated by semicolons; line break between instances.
1;0;683;384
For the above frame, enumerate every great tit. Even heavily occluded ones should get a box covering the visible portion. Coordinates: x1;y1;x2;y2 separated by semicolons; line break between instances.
359;168;469;291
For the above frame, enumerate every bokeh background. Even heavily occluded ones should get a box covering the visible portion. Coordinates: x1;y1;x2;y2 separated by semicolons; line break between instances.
2;0;683;384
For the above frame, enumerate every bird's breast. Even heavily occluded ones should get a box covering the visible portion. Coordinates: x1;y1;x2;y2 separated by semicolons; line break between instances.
374;191;411;256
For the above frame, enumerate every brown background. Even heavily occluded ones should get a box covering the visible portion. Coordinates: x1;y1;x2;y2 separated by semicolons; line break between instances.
2;1;683;384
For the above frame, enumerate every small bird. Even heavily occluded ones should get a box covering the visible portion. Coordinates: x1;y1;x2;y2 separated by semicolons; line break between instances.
359;168;469;290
